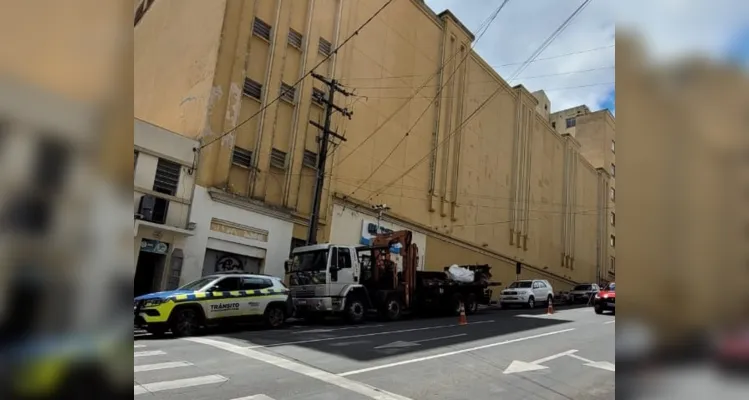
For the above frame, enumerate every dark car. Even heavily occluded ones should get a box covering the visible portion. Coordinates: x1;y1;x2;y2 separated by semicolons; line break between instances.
593;282;615;314
567;283;600;304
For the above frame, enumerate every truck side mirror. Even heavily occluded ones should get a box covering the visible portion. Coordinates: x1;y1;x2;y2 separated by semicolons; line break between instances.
284;260;291;273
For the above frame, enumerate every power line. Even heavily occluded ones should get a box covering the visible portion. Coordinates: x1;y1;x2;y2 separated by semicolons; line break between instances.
347;81;614;99
347;0;512;197
367;0;594;200
330;3;511;165
341;44;614;81
198;0;396;151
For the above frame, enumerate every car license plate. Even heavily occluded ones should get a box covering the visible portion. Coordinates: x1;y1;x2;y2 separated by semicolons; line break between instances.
606;302;615;307
505;297;517;300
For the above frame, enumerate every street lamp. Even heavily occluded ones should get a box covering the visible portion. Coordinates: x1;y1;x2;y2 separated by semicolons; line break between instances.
372;204;390;234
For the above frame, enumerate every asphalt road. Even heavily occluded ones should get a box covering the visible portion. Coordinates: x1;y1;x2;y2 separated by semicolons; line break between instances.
134;305;615;399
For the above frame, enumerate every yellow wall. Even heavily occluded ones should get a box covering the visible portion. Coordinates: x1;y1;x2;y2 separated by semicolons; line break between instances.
134;0;608;286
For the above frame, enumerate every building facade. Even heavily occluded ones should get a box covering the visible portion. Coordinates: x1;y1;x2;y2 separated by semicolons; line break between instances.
548;103;616;283
135;0;612;291
134;119;198;295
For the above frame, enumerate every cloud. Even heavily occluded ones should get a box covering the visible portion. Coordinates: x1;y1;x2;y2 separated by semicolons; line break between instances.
423;0;748;113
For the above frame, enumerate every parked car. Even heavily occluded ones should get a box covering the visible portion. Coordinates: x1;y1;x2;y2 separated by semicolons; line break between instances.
593;282;615;314
568;283;600;304
499;279;554;309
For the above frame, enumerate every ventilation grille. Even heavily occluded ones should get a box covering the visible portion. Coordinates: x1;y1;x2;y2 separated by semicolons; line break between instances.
153;158;181;196
288;28;303;49
280;83;296;103
302;150;317;169
312;87;325;105
243;78;262;100
270;148;287;169
318;37;332;57
253;18;272;41
232;147;253;168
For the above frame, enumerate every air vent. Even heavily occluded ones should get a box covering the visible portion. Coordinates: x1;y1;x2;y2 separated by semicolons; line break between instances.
302;150;317;169
253;18;272;41
288;28;303;49
153;158;181;196
270;148;287;169
232;147;253;168
280;83;296;103
318;37;332;57
311;87;325;105
243;78;262;100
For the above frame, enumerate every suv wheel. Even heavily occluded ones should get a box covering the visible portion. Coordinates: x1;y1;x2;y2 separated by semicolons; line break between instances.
527;297;535;309
170;307;201;337
264;304;286;329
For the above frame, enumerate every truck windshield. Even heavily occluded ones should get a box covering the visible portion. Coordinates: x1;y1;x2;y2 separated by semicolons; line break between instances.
509;281;532;289
290;250;329;272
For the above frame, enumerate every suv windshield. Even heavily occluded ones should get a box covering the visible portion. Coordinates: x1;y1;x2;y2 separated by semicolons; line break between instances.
509;281;533;289
606;283;615;291
290;250;329;272
573;284;592;291
177;276;216;291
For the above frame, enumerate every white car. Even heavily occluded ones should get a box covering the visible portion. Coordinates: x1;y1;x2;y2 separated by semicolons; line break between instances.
499;279;554;309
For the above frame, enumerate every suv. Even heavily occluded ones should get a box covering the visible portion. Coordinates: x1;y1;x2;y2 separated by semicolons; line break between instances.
134;272;292;337
500;279;554;309
568;283;600;304
593;282;615;314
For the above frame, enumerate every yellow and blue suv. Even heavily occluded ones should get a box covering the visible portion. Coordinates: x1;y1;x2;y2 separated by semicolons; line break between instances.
134;273;292;336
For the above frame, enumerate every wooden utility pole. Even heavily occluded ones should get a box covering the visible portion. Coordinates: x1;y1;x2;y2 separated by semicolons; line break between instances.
306;72;352;245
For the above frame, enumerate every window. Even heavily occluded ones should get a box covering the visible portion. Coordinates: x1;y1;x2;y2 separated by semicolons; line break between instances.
243;78;262;100
134;151;138;170
611;140;615;153
212;277;242;291
610;163;615;177
253;18;272;41
311;87;325;105
241;277;273;290
610;234;615;247
302;150;317;169
279;82;296;103
551;121;556;129
270;148;287;169
288;28;303;49
566;117;576;128
334;247;352;269
537;281;547;288
290;238;307;254
232;147;253;168
318;37;332;56
153;158;181;196
610;187;615;202
610;211;615;226
610;257;615;272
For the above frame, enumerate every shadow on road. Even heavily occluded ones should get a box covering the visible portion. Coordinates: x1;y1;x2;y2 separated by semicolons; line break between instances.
191;304;586;362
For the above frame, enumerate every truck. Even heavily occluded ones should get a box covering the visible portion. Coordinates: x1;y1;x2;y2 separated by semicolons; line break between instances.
285;230;497;323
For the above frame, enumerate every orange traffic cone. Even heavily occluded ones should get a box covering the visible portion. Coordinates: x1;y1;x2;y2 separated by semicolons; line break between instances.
547;299;554;315
458;302;468;325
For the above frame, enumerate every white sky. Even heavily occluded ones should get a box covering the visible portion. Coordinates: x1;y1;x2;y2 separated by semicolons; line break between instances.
424;0;749;114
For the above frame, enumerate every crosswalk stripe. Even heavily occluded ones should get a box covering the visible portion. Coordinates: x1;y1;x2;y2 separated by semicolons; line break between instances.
134;375;228;395
134;361;193;372
230;395;275;400
134;345;146;348
134;350;166;357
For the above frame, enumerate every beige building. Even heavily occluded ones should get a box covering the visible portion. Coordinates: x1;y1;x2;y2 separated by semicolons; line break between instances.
547;102;616;283
135;0;613;292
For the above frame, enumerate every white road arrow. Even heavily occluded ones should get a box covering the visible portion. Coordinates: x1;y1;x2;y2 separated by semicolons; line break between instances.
503;349;578;374
374;333;466;350
567;353;616;371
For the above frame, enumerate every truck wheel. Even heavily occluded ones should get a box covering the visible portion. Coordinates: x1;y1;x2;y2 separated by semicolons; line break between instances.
345;296;366;324
526;296;535;309
382;297;403;321
170;307;202;337
465;294;479;315
264;304;286;329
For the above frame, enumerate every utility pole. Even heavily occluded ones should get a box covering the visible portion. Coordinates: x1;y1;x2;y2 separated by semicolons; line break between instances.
306;72;353;245
372;204;390;234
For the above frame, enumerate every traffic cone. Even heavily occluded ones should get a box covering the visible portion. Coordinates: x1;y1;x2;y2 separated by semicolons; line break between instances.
458;302;468;325
547;299;554;315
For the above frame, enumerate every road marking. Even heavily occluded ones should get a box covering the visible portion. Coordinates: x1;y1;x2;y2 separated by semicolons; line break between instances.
567;353;615;371
134;361;193;372
293;324;385;334
230;396;276;400
375;334;467;349
338;328;575;376
246;320;494;349
134;350;166;357
133;375;228;395
503;350;579;374
134;344;146;348
603;320;615;324
186;337;414;400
